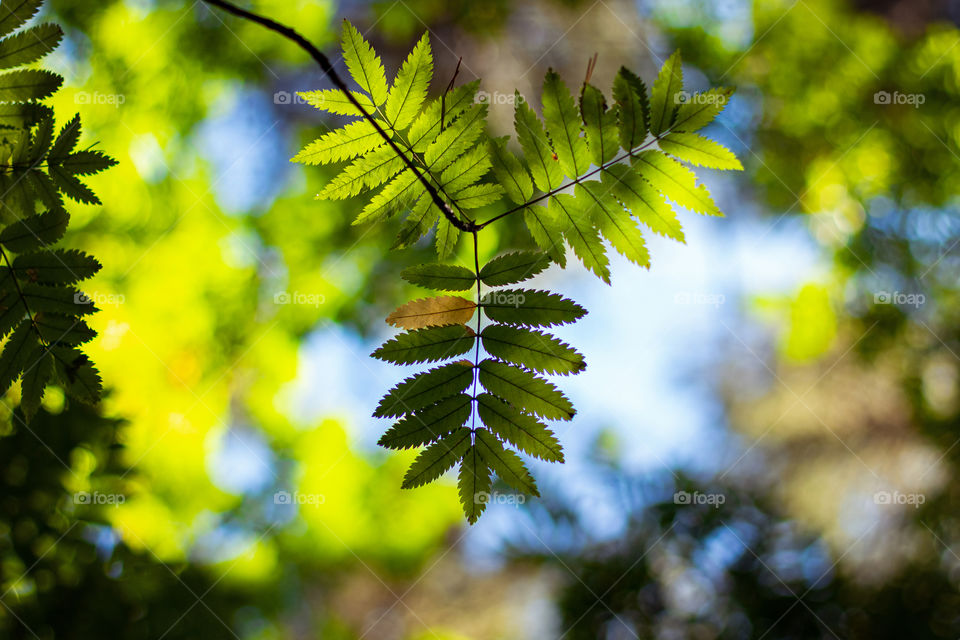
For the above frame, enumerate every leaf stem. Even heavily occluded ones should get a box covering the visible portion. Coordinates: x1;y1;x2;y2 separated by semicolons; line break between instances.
475;136;662;229
470;229;481;433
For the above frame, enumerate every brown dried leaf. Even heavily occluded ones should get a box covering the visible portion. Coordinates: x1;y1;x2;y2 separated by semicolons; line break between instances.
386;296;477;330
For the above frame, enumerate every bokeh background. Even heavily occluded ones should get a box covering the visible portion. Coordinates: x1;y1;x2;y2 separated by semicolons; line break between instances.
3;0;960;637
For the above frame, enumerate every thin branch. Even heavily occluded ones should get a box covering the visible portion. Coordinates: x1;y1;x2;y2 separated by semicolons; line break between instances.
475;135;661;229
201;0;480;233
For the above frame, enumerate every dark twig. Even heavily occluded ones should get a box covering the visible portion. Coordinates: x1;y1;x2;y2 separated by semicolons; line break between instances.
201;0;479;232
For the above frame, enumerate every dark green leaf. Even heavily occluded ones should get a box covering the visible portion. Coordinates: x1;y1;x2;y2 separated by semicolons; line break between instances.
481;289;586;327
477;359;574;421
475;430;539;496
477;393;563;462
374;360;474;418
372;324;475;365
401;428;471;489
478;251;550;287
378;393;472;450
481;324;585;375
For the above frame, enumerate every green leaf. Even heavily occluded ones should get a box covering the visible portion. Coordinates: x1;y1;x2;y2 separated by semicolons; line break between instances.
475;430;539;496
0;0;43;40
649;50;683;136
48;162;99;205
372;324;475;365
49;113;80;160
353;168;421;225
401;263;476;291
523;206;567;267
550;192;610;283
0;321;33;395
12;249;101;285
440;145;491;194
634;150;721;216
672;88;732;132
659;132;743;170
378;393;472;450
341;20;389;106
477;359;575;421
487;138;533;205
392;192;436;250
477;393;563;462
374;360;474;418
50;346;101;405
318;145;404;200
451;183;502;210
19;344;51;422
292;119;385;166
459;445;492;524
423;103;487;173
0;69;62;102
481;289;586;327
613;66;649;151
57;150;117;176
580;83;619;165
407;80;479;152
297;89;375;117
481;324;585;375
385;32;432;130
578;181;650;268
515;94;563;191
542;70;588;179
435;215;459;260
34;314;95;346
602;163;685;242
0;23;62;69
401;428;471;489
0;207;69;253
479;251;550;287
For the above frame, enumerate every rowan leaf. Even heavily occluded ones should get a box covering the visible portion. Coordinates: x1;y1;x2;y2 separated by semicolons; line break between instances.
649;50;683;135
401;428;471;489
341;20;389;106
477;393;563;462
386;295;476;330
481;324;585;375
481;289;586;327
477;359;575;421
659;132;743;170
401;263;476;291
378;393;472;450
459;445;492;524
385;32;432;130
374;360;474;418
372;325;475;365
479;251;550;287
542;70;588;179
475;430;539;496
